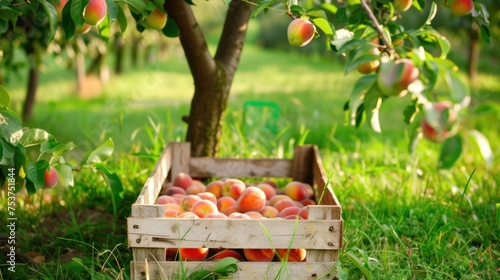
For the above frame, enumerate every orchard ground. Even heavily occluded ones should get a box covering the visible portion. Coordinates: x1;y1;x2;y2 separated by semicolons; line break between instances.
1;31;500;279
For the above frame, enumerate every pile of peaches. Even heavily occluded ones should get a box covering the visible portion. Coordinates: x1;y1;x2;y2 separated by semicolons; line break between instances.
156;172;316;262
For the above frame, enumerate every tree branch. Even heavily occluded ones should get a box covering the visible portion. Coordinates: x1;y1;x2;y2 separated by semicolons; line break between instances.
360;0;395;55
164;0;216;84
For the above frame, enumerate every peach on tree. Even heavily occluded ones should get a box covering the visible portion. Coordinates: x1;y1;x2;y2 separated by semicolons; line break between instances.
447;0;474;16
84;0;107;26
421;101;458;143
287;18;316;47
146;8;168;30
43;166;59;189
377;58;419;97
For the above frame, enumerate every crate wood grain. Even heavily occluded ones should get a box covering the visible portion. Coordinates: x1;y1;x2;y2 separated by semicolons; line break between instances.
128;142;343;279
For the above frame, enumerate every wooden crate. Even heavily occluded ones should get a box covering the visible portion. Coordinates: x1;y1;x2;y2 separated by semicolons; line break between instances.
128;142;343;280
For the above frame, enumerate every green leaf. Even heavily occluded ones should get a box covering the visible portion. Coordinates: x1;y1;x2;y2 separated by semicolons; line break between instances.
438;135;462;169
50;142;77;156
478;24;490;44
116;5;128;33
311;18;334;40
55;163;75;187
213;257;239;275
320;3;338;14
403;97;419;125
423;1;437;26
250;0;278;18
62;0;76;39
0;6;21;26
0;138;15;166
348;74;377;126
116;0;147;16
98;13;111;43
290;5;306;17
468;130;493;169
92;162;124;217
39;0;59;45
0;107;23;146
19;128;54;147
306;8;328;20
344;45;380;75
407;112;423;155
187;269;214;280
445;71;469;103
0;85;10;107
29;0;41;13
363;87;383;133
105;0;118;21
71;0;88;28
334;261;348;280
471;3;490;26
26;160;50;193
86;138;114;163
162;16;180;38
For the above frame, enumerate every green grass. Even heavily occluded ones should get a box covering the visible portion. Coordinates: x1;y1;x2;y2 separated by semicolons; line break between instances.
1;42;499;279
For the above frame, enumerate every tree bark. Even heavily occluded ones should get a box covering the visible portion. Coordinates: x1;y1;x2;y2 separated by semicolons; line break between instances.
115;35;125;74
22;65;39;121
467;22;480;85
164;0;254;157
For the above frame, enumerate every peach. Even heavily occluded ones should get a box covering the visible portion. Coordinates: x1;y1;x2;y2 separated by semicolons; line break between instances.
357;47;380;74
205;212;228;219
287;18;316;47
222;206;240;216
274;199;297;213
179;248;209;261
262;180;278;189
155;195;178;205
237;186;266;213
298;207;308;220
44;166;59;189
260;206;280;218
243;248;275;261
164;209;181;218
165;248;178;260
173;172;194;190
197;192;217;204
165;186;187;196
393;0;412;12
145;7;167;30
278;206;302;218
300;198;316;206
160;182;173;195
276;248;306;262
222;179;246;200
447;0;474;16
206;180;224;198
245;211;265;219
56;0;68;21
186;182;206;195
176;212;199;218
75;23;91;34
84;0;107;26
228;212;251;219
171;193;185;204
179;195;202;212
284;181;310;201
421;101;458;143
190;200;218;218
212;249;244;261
255;183;276;200
269;194;293;207
217;196;237;212
377;58;419;97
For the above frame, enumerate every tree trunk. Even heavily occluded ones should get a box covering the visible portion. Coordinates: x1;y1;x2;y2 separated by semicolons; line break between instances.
164;0;254;157
115;35;125;74
22;65;39;121
467;22;480;85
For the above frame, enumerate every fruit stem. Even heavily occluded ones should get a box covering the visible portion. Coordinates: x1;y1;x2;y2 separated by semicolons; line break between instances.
359;0;396;57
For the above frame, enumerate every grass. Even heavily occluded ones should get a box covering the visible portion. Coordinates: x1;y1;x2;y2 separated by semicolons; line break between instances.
1;39;499;279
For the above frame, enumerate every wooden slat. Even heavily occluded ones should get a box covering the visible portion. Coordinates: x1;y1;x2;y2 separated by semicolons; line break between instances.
189;158;293;178
170;142;191;180
291;145;314;184
128;217;342;250
131;261;338;280
307;206;341;262
134;144;172;205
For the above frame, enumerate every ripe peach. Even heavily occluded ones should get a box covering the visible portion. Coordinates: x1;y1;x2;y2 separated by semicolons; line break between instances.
287;18;316;47
217;196;237;212
206;180;224;198
179;248;209;261
164;203;181;211
145;7;167;30
377;58;419;97
173;172;194;190
278;206;302;218
243;248;275;261
284;181;310;201
269;194;293;207
255;183;276;200
84;0;107;26
44;166;59;189
274;199;297;213
190;200;218;218
186;182;206;195
262;180;278;189
197;192;217;204
228;212;251;219
75;23;91;34
421;101;458;143
393;0;412;12
165;186;187;196
164;209;181;218
223;206;240;216
179;195;202;212
205;212;228;219
160;182;173;195
447;0;474;16
176;212;199;218
245;211;265;219
300;198;316;206
275;248;306;262
356;47;380;74
222;179;246;200
165;248;178;260
171;193;185;204
237;186;266;213
298;207;308;219
212;249;244;261
260;206;280;218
